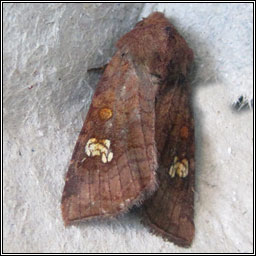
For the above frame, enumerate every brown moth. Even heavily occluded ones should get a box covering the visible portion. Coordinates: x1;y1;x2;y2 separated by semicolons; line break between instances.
61;12;195;247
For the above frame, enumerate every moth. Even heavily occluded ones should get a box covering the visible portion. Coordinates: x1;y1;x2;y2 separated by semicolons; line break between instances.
61;12;195;247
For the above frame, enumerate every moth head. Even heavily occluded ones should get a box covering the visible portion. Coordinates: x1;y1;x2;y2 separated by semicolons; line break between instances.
116;12;194;82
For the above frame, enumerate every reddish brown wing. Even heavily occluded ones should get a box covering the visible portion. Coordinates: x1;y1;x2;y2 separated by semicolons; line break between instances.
143;81;195;247
61;48;159;225
61;12;194;227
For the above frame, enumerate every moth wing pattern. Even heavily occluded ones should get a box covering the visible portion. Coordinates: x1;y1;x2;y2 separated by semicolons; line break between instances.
61;47;159;225
143;81;195;247
61;11;196;245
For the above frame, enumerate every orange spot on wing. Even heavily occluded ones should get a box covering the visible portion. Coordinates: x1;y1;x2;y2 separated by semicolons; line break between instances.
99;108;113;121
180;126;189;139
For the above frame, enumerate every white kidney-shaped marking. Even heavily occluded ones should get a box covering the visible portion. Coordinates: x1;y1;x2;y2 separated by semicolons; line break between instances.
169;156;188;178
85;138;113;163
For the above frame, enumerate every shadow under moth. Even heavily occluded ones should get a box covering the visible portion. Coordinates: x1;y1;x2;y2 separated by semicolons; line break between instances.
61;12;195;247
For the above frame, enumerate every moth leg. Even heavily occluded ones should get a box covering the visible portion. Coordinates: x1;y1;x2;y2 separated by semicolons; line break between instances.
87;63;108;73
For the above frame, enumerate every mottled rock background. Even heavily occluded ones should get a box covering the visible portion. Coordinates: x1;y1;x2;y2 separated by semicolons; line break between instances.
3;3;253;253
